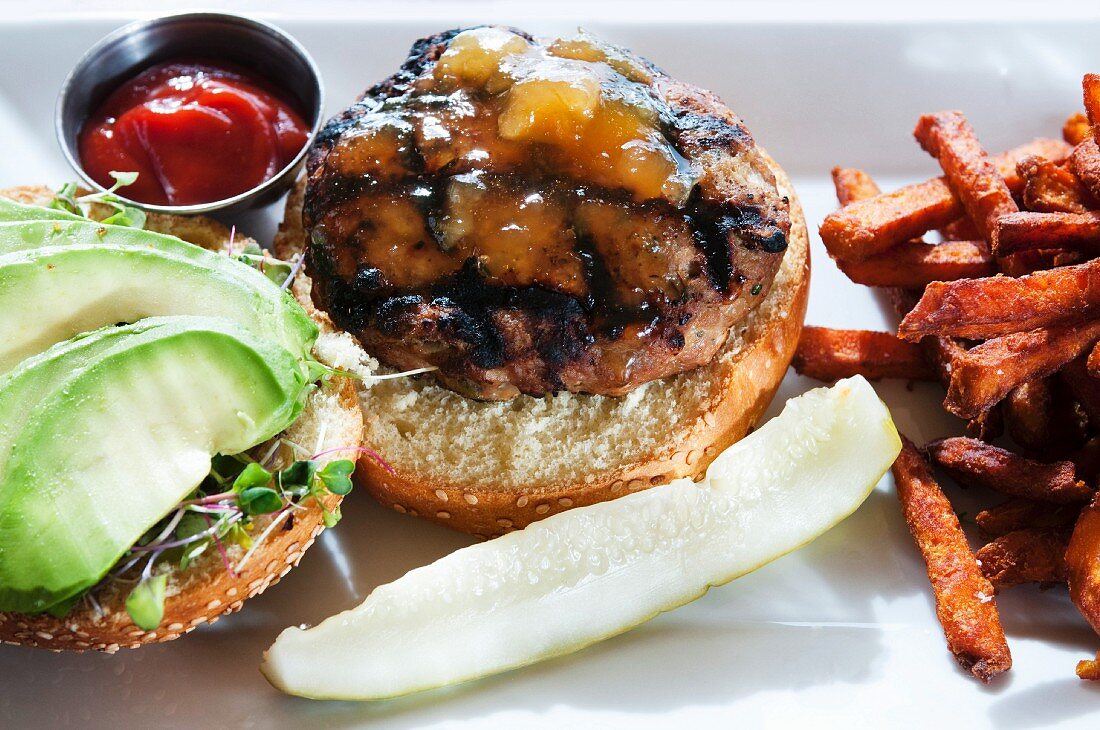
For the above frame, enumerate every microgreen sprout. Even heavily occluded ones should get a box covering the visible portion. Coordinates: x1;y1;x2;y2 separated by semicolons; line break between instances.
117;444;359;629
50;171;146;230
231;242;296;287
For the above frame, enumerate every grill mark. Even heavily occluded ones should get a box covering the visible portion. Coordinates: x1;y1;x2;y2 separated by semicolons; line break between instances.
312;170;785;350
573;226;659;340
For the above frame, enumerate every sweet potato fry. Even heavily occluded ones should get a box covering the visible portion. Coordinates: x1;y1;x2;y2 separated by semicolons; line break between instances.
908;334;1001;440
1071;137;1100;201
998;248;1083;278
792;327;935;382
1066;493;1100;638
1089;342;1100;379
1018;156;1095;214
1007;377;1087;456
1005;379;1058;453
976;498;1081;540
892;436;1011;682
976;528;1070;589
832;167;881;206
836;240;994;288
1071;436;1100;485
1060;355;1100;425
898;259;1100;342
819;138;1069;261
994;211;1100;255
1065;112;1092;146
925;437;1094;504
913;111;1019;250
1084;73;1100;129
946;319;1100;419
1078;653;1100;681
939;216;981;241
820;177;963;261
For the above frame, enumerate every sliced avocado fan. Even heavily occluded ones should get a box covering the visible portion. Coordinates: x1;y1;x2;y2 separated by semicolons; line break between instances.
0;315;312;615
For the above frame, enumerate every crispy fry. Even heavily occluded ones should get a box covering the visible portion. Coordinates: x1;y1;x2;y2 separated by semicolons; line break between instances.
819;139;1069;261
832;167;881;206
820;177;963;261
913;111;1019;251
887;287;921;317
1005;379;1058;453
975;498;1081;540
836;240;994;288
1071;436;1100;485
892;436;1011;682
1084;73;1100;128
939;216;981;241
1060;355;1100;425
1066;493;1100;638
994;211;1100;255
1078;653;1100;681
1089;342;1100;379
946;319;1100;419
903;330;1002;440
976;528;1070;589
1018;156;1095;214
792;327;935;382
1065;112;1092;146
1071;137;1100;201
1004;377;1087;456
966;405;1004;443
898;259;1100;342
926;437;1094;504
919;330;964;383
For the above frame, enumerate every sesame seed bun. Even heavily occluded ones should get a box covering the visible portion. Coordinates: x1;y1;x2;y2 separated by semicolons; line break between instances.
0;186;365;652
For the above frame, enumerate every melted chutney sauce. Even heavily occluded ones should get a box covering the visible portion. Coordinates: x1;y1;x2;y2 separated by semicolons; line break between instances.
306;28;790;397
79;60;310;206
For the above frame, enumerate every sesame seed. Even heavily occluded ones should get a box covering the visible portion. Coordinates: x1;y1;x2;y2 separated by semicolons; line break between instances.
535;504;550;514
558;498;573;507
516;495;529;507
464;493;478;505
435;489;448;502
437;511;451;519
393;503;407;513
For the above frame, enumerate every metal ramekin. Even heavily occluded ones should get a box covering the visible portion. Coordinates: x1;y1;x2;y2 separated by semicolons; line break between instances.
55;12;324;216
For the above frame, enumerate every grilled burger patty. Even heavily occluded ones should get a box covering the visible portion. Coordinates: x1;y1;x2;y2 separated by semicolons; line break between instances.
304;27;790;400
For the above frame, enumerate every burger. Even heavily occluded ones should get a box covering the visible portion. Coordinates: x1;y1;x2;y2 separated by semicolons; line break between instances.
276;26;809;537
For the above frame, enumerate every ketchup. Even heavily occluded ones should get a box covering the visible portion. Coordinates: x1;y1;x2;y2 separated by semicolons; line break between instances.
78;60;310;206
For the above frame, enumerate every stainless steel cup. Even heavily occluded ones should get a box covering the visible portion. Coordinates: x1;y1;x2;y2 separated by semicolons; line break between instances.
55;12;324;215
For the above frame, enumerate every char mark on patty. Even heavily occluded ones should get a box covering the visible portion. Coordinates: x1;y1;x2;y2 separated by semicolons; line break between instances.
303;27;790;400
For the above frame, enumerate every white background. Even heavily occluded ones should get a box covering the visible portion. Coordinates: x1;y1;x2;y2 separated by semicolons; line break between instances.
1;2;1100;728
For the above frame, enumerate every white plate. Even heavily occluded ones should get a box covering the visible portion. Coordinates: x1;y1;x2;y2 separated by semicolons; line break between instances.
2;7;1100;728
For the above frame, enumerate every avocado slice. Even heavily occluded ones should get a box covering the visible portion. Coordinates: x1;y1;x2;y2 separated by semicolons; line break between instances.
0;242;317;374
0;216;224;257
0;315;310;614
0;197;85;223
0;320;164;479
